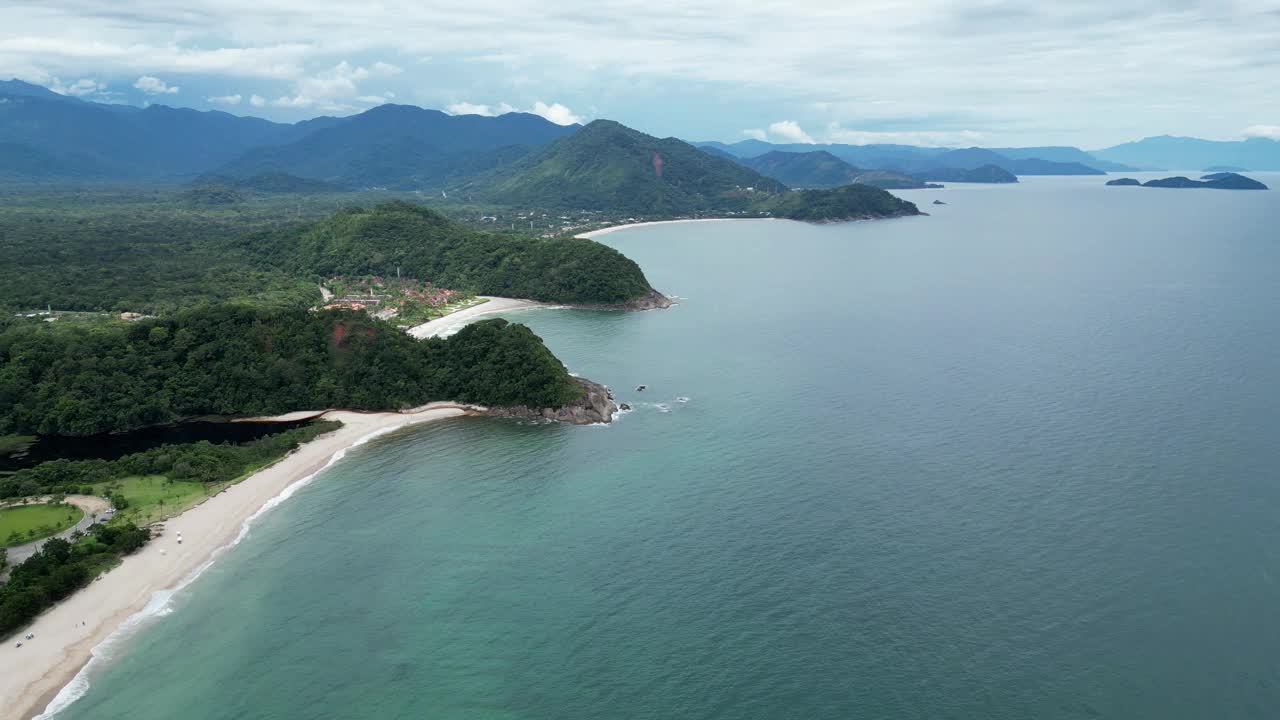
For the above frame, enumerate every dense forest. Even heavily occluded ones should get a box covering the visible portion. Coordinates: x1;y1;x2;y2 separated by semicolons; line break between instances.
763;184;921;221
244;201;655;304
0;306;583;436
0;422;340;500
0;191;661;313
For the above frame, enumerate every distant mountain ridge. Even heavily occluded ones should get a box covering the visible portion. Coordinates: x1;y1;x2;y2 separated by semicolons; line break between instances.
214;104;578;187
1092;135;1280;171
716;149;935;189
0;81;302;178
695;140;1110;176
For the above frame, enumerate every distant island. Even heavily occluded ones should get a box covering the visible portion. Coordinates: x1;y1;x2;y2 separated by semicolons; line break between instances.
1106;172;1268;190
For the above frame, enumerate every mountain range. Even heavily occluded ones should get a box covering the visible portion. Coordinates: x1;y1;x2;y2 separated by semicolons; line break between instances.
1089;136;1280;171
3;77;1279;198
697;140;1111;177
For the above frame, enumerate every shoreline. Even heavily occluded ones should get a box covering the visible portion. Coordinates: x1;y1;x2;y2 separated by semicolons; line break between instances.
576;217;773;239
1;404;473;720
407;296;543;339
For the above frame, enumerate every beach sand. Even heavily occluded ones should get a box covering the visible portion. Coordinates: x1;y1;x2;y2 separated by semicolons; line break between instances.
0;404;471;720
577;217;769;239
407;296;541;339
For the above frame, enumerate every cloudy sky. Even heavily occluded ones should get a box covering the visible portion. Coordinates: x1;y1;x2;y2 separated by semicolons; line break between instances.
2;0;1279;148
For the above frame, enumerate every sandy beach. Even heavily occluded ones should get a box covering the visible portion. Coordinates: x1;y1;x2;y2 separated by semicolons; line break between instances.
0;404;471;720
407;296;542;339
577;217;768;239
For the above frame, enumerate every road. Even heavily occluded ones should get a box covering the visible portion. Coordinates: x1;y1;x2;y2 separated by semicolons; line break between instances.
3;495;114;566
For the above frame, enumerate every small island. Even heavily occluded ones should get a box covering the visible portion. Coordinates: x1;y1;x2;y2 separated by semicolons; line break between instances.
1105;172;1268;190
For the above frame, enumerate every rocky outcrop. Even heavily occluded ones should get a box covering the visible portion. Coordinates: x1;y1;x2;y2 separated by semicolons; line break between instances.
573;288;673;312
1106;177;1141;186
482;377;617;425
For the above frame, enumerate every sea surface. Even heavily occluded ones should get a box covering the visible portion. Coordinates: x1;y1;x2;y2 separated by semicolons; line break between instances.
54;176;1280;719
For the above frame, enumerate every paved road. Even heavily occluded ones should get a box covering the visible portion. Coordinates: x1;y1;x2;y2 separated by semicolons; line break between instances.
3;495;114;566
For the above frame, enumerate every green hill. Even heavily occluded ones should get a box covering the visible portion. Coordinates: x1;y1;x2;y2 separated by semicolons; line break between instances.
243;201;660;305
0;306;583;435
764;184;921;221
468;119;786;213
738;150;860;188
466;120;919;221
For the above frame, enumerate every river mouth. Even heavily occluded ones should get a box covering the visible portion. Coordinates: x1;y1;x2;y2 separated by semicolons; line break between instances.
0;418;320;472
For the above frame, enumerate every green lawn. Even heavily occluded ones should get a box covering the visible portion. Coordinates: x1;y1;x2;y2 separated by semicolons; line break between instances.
1;503;84;547
94;475;211;526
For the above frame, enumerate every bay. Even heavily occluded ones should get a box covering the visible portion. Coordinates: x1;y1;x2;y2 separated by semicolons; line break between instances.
55;176;1280;719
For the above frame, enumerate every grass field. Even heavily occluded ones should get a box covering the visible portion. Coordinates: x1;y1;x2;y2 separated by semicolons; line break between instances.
1;503;84;547
94;475;211;526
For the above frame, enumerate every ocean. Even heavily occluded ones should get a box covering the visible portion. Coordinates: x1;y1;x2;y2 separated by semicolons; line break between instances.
52;176;1280;719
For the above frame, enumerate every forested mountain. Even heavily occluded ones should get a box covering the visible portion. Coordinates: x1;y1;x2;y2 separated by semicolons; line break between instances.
696;139;1108;175
737;150;861;187
241;201;659;305
918;165;1018;183
0;307;584;435
907;147;1102;175
730;150;934;190
991;146;1136;172
214;105;577;187
0;81;574;184
762;184;921;221
697;139;947;171
1092;136;1280;171
0;83;297;178
463;120;921;220
467;120;786;213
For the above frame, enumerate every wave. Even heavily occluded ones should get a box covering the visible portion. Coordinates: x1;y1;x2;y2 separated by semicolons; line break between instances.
36;424;406;719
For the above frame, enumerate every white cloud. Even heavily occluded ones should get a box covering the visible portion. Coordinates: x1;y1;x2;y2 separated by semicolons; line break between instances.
207;93;242;105
531;101;581;125
446;101;517;117
356;94;390;104
271;60;401;111
1242;124;1280;140
1;1;1279;144
134;75;179;94
249;94;266;107
823;123;986;147
447;101;497;116
767;120;814;144
742;128;767;141
49;77;104;97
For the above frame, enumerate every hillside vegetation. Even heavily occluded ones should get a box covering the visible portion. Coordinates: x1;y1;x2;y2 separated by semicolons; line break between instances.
244;201;656;304
472;120;786;213
0;306;584;436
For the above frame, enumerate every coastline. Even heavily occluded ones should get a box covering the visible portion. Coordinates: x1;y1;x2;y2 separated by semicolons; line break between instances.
0;404;472;720
577;217;772;239
407;296;543;339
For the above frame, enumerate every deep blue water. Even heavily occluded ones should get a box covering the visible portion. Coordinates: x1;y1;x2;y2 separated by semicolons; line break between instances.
55;176;1280;719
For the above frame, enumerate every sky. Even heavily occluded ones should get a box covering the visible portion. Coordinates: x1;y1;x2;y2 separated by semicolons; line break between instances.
1;0;1279;148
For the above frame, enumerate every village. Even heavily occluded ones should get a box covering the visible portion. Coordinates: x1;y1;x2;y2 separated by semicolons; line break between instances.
319;274;485;328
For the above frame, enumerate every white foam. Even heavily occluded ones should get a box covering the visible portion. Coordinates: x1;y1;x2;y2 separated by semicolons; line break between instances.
36;424;405;719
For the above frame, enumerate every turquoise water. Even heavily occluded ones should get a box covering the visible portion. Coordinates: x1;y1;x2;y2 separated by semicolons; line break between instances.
56;177;1280;719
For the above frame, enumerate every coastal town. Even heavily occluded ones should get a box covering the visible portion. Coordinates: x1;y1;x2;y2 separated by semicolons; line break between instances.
319;275;485;327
